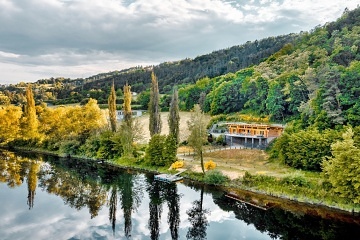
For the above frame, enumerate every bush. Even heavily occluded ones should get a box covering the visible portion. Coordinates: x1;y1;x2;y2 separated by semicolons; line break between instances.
58;139;82;155
204;160;216;170
171;160;184;169
204;170;229;185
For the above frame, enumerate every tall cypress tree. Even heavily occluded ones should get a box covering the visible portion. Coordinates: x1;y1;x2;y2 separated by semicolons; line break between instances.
108;82;117;132
149;71;162;136
123;82;132;126
120;82;134;157
168;86;180;144
23;84;38;139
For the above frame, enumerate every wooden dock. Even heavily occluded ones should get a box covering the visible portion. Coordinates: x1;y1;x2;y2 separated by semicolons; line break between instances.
154;169;186;183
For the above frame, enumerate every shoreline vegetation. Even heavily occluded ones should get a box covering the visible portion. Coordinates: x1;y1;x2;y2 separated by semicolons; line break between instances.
7;145;360;219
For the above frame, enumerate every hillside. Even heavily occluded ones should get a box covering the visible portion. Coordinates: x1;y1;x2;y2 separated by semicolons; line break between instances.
1;33;299;105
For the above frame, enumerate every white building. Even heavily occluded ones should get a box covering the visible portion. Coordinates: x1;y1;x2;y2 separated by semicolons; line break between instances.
116;110;145;121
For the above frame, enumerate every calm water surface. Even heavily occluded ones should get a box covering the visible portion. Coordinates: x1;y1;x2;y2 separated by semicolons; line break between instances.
0;150;359;240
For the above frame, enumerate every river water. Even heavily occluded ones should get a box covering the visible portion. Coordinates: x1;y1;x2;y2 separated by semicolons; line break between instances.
0;150;359;240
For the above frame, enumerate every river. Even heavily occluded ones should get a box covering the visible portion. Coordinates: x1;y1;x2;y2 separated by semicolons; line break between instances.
0;150;359;239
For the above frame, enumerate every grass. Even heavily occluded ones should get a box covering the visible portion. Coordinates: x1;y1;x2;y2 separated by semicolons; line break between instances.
175;146;360;212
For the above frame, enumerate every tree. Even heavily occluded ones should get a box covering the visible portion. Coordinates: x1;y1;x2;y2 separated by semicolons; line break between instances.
275;128;339;171
266;81;286;121
145;134;166;166
149;71;162;136
168;87;180;145
123;82;132;125
186;186;209;240
209;79;244;115
188;105;209;174
22;84;39;139
322;128;360;203
120;83;134;157
108;81;117;132
0;105;22;144
137;90;150;109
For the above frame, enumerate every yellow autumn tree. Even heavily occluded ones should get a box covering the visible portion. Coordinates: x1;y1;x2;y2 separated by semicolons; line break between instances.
22;84;39;139
0;105;22;144
120;83;134;157
108;81;117;132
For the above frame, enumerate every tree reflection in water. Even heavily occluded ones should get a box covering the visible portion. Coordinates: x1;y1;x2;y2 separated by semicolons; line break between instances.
1;150;360;240
27;160;40;209
146;175;181;240
186;185;210;240
214;194;360;240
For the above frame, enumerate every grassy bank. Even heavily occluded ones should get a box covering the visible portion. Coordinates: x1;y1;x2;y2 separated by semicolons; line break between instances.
10;145;360;214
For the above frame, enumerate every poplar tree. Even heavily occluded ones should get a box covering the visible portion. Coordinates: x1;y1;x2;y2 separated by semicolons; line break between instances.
120;82;134;157
123;82;132;126
188;104;208;174
108;82;117;132
149;71;162;136
168;86;180;145
23;84;38;139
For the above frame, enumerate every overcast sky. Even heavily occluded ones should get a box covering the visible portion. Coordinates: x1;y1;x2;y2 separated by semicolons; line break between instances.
0;0;358;84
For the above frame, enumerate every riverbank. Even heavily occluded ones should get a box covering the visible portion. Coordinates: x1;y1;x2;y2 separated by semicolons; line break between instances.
5;145;360;216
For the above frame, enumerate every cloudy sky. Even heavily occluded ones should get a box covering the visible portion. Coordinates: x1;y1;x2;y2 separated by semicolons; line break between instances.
0;0;358;84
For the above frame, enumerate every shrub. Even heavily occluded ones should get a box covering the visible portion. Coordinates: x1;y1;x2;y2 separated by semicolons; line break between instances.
204;170;229;185
171;160;184;169
281;174;310;187
215;135;226;146
204;160;216;170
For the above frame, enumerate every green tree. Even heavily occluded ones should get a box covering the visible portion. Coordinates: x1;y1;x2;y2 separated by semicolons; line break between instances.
145;134;166;166
273;128;339;171
168;87;180;145
210;79;244;115
266;81;286;121
149;71;162;136
163;134;177;164
322;127;360;203
137;90;150;109
108;81;117;132
188;105;209;174
242;76;269;115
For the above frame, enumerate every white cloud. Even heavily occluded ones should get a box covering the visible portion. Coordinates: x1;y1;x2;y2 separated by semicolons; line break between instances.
0;0;358;84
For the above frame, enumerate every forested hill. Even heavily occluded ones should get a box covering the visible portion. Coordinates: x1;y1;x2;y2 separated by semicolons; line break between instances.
79;34;299;94
179;7;360;126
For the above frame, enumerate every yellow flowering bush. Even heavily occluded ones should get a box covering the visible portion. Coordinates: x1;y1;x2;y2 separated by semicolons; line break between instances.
205;160;216;170
171;160;184;169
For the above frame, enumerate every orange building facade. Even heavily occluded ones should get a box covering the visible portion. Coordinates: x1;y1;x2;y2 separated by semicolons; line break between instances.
225;122;284;149
227;123;284;138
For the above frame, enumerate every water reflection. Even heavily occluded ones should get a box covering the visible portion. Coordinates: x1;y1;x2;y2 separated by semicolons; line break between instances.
0;150;359;240
146;175;181;240
186;185;210;240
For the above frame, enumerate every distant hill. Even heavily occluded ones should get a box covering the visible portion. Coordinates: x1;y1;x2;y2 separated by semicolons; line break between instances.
79;33;299;94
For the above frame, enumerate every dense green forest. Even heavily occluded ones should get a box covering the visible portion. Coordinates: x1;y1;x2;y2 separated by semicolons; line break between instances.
1;7;360;206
